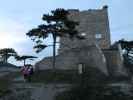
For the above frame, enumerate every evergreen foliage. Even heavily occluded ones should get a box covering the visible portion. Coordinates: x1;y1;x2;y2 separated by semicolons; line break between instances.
0;48;17;63
26;8;79;71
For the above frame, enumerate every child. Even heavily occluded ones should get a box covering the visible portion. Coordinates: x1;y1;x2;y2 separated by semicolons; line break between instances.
21;65;34;82
21;66;29;82
27;65;34;82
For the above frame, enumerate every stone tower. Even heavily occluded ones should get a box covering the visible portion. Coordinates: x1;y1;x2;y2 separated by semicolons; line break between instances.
36;6;127;76
59;6;111;53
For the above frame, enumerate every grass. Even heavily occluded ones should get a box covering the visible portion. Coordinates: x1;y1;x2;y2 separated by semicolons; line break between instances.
30;68;108;85
30;69;80;84
0;78;11;97
0;72;21;97
20;68;128;85
5;72;21;79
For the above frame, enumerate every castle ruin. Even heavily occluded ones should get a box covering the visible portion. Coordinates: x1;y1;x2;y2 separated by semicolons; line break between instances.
35;6;127;77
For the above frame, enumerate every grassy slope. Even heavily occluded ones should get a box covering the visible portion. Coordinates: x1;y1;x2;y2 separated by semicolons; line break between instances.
0;72;21;97
30;69;80;84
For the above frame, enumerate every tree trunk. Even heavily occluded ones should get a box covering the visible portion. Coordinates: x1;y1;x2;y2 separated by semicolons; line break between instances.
5;54;8;63
53;33;56;73
52;33;56;88
24;59;26;66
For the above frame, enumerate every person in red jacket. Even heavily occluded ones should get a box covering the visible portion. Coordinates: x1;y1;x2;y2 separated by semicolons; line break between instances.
21;65;29;82
21;65;34;82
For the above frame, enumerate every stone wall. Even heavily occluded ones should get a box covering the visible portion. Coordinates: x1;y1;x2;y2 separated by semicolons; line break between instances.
36;45;108;75
35;6;127;77
59;6;111;54
103;49;127;77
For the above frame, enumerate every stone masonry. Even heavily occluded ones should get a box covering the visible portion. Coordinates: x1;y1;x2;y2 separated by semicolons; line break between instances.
59;5;111;53
35;6;127;76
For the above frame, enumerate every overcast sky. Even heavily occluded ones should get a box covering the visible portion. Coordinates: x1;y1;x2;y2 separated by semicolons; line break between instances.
0;0;132;65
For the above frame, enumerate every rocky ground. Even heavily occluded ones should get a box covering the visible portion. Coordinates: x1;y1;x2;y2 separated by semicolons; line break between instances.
0;71;133;100
0;75;70;100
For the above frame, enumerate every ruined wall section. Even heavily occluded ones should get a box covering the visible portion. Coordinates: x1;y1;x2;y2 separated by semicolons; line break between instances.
103;49;127;77
59;6;111;54
36;45;108;75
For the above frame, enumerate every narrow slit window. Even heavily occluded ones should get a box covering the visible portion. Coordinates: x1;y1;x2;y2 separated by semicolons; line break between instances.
78;63;83;74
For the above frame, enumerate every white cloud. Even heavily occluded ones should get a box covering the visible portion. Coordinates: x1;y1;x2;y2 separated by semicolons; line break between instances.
0;16;29;50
